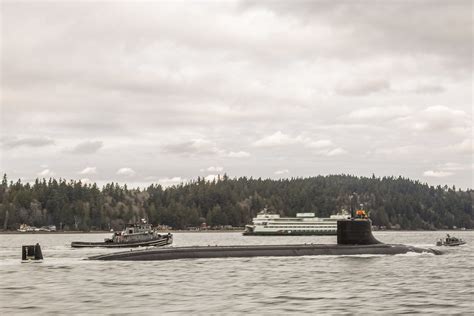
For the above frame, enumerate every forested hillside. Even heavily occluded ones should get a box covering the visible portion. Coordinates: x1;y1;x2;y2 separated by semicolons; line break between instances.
0;174;472;231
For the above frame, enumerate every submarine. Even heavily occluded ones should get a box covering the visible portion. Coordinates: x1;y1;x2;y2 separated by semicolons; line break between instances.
88;218;442;261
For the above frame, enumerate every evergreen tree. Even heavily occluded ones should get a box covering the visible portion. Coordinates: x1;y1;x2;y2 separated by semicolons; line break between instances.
0;174;471;230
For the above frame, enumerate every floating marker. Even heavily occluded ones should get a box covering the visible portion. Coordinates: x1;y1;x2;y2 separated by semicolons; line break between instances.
22;243;43;262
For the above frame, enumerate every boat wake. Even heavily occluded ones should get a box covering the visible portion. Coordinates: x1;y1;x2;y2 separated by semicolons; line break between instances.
394;251;436;257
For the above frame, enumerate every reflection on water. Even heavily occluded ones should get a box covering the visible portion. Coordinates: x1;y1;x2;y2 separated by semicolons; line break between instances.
1;231;473;314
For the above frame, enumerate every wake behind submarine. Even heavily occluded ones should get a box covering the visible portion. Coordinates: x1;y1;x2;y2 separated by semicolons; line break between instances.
88;218;442;261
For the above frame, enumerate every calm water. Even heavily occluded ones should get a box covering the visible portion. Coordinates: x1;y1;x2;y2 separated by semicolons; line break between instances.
1;231;472;315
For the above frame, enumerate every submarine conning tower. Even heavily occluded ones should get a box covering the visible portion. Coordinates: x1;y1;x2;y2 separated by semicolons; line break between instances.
337;219;382;245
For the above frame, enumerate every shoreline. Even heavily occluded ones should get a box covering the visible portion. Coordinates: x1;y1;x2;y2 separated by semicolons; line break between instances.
0;230;245;234
0;229;471;235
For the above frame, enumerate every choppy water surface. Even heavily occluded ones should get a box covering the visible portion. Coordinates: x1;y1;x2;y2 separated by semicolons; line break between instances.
1;231;472;315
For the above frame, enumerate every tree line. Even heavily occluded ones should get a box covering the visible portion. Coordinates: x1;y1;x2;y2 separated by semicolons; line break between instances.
0;174;472;231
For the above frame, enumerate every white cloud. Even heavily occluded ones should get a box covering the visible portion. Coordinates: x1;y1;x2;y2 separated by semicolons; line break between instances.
158;176;185;187
253;131;300;147
80;178;91;184
411;106;469;133
204;174;219;182
423;170;454;178
307;139;333;149
346;105;470;138
37;169;54;177
347;106;412;120
163;139;251;159
374;146;416;157
116;167;136;177
450;139;472;154
422;161;471;178
163;138;251;159
326;147;347;156
253;132;335;151
227;151;250;158
274;169;289;175
79;166;97;175
438;162;466;171
201;166;224;172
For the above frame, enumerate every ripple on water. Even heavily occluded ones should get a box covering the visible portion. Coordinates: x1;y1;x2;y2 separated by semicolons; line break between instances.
1;231;473;314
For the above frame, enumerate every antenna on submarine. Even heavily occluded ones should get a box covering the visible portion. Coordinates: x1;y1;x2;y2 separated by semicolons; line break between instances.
350;192;357;218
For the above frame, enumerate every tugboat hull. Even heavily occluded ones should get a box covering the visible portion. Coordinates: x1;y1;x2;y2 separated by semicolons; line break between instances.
71;235;172;248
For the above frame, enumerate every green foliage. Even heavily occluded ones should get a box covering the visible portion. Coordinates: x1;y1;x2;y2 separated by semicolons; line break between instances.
0;173;472;230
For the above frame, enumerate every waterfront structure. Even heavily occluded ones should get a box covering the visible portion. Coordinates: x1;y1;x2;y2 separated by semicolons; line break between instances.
17;224;56;232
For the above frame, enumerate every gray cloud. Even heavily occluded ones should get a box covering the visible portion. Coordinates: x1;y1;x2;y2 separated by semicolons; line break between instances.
79;166;97;175
2;136;55;149
1;1;471;188
69;141;103;154
412;84;445;95
335;79;391;97
162;139;222;156
241;0;472;71
116;167;136;177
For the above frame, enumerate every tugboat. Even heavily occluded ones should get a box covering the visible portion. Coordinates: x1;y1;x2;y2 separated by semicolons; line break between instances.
436;234;466;247
71;220;172;248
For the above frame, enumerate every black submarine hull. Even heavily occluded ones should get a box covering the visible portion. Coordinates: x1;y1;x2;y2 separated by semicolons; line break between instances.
88;219;442;261
88;243;441;261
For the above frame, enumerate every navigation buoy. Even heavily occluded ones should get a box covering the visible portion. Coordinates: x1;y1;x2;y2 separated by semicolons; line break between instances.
22;243;43;262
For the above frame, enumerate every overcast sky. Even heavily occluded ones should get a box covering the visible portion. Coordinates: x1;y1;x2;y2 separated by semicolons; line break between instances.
1;0;472;189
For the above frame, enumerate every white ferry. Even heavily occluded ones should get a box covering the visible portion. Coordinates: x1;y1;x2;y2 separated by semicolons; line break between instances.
243;209;351;236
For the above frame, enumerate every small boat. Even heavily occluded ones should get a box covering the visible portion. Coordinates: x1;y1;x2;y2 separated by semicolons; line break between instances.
436;234;466;247
71;221;173;248
18;224;40;232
